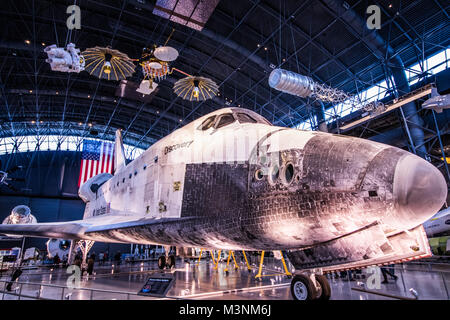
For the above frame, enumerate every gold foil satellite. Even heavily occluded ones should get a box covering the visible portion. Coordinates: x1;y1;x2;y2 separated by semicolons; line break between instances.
173;76;219;101
82;47;135;81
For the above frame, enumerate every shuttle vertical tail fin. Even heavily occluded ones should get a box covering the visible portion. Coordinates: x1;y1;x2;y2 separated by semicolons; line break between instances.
114;129;126;174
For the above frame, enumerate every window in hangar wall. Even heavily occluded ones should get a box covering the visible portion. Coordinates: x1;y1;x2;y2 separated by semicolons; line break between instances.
0;135;145;160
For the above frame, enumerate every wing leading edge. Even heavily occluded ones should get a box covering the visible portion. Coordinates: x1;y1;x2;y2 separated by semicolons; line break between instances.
0;215;190;241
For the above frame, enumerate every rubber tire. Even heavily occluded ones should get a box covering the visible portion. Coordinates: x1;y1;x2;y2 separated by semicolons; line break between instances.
290;274;315;300
167;255;176;268
158;256;166;269
315;274;331;300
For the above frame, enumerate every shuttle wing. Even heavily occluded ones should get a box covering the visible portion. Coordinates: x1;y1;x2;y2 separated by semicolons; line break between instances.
0;221;87;239
0;215;192;241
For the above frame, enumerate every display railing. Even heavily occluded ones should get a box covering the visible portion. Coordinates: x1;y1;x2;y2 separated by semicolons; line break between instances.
0;279;162;300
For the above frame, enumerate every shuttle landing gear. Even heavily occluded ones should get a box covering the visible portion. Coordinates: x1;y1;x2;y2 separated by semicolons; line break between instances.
314;274;331;300
157;256;166;270
290;272;331;300
167;255;176;268
158;246;176;270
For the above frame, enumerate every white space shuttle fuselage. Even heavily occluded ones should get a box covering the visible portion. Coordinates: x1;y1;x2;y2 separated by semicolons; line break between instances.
1;107;448;271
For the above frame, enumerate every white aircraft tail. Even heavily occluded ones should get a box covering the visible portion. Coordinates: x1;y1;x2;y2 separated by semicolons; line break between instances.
114;129;126;174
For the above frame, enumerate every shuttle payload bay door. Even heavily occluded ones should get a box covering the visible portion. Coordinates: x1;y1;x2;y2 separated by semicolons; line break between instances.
156;163;186;218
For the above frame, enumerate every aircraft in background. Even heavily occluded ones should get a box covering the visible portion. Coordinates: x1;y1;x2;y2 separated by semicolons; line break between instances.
0;107;447;300
424;207;450;238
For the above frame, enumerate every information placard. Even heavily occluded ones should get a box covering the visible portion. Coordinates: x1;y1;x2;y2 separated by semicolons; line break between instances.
138;273;175;297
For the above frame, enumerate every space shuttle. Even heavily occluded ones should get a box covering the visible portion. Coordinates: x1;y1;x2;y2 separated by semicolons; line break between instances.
0;107;447;300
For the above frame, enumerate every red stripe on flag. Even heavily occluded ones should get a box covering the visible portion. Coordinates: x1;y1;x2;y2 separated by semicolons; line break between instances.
111;155;115;174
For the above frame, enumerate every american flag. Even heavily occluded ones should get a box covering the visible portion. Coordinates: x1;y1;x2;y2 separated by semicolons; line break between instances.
78;140;115;186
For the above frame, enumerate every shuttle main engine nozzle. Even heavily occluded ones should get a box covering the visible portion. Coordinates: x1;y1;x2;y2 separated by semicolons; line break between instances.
268;69;314;98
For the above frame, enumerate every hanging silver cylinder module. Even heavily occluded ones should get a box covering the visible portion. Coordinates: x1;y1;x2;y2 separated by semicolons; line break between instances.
268;68;314;98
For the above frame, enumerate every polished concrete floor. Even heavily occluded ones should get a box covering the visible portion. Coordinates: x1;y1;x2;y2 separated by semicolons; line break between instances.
0;257;449;300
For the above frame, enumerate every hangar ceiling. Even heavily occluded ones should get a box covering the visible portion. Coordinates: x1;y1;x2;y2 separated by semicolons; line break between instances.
0;0;448;150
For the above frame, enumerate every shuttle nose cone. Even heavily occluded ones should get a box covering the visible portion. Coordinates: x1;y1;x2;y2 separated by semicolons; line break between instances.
389;155;448;229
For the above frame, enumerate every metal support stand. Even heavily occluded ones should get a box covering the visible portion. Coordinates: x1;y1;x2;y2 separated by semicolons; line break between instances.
19;237;26;266
255;250;265;279
209;250;216;265
197;248;203;265
242;251;252;272
211;250;221;270
224;251;232;272
280;251;292;276
255;250;293;279
223;250;239;272
76;240;95;271
230;251;238;270
67;239;77;265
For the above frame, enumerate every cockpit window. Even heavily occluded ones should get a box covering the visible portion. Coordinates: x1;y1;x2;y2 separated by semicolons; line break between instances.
199;115;216;131
236;113;257;124
215;113;235;129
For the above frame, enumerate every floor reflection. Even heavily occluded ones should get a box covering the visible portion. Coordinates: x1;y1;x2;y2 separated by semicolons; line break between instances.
0;258;449;300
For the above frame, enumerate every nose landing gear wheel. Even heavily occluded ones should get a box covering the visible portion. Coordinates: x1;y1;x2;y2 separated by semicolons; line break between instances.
315;274;331;300
158;256;166;270
290;274;315;300
167;255;176;268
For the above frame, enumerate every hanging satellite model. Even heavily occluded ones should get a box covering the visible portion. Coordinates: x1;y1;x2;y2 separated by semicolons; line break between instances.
138;28;179;91
173;76;219;101
0;161;25;192
2;205;37;239
268;68;385;116
44;43;85;73
136;29;218;101
2;205;37;225
82;46;136;81
136;80;158;95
